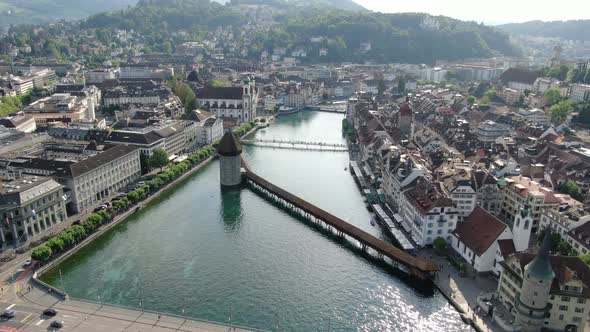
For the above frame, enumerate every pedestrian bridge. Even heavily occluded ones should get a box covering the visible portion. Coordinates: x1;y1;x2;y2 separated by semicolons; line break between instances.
240;138;348;152
240;157;438;280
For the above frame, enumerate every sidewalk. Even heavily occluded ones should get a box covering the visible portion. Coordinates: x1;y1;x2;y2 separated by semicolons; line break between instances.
421;248;499;332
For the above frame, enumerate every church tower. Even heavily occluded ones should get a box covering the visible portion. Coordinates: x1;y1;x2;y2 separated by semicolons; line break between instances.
217;130;243;187
398;97;413;139
515;232;554;331
512;205;533;252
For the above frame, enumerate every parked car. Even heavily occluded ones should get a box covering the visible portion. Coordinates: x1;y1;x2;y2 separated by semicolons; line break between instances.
1;310;15;319
72;219;81;225
50;320;63;328
43;308;57;317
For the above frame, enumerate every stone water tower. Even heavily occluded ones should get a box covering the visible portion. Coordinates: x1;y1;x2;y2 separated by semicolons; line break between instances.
217;130;243;187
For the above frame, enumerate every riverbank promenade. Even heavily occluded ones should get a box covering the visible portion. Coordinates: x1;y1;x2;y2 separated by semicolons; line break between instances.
0;282;261;332
420;249;497;332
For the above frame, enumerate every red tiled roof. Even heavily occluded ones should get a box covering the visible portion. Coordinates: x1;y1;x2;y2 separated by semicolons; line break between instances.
498;239;516;257
453;206;507;256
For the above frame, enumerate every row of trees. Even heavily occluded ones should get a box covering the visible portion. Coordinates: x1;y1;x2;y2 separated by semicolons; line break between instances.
32;120;256;262
232;121;256;138
31;144;217;262
541;65;590;84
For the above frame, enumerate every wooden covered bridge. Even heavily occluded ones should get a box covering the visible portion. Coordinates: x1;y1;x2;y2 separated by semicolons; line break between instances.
240;158;438;280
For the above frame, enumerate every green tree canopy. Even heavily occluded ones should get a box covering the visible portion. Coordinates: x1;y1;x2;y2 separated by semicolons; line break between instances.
150;148;169;169
31;244;52;261
544;88;562;106
550;99;575;124
433;237;447;254
559;180;583;201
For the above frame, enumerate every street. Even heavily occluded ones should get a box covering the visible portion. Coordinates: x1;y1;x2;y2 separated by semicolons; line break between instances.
0;287;257;332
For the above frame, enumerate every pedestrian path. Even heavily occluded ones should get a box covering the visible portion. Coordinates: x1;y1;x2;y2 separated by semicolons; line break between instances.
421;249;498;332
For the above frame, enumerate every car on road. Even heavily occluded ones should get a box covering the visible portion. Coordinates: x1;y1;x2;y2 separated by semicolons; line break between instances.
43;308;57;316
1;310;15;319
50;320;63;328
93;205;108;212
23;259;32;267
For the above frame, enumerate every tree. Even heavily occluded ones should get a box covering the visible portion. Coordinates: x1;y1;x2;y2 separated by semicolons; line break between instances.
433;237;447;254
140;153;151;174
150;148;169;169
550;100;575;124
547;65;569;81
479;95;491;105
581;253;590;267
162;41;172;54
467;96;476;106
544;88;562;106
575;102;590;125
559;180;583;201
31;244;52;261
472;82;490;98
397;77;406;94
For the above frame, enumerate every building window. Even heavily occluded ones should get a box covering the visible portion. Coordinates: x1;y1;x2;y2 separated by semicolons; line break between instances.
577;298;586;304
559;305;568;311
562;296;570;302
575;307;584;313
559;314;564;321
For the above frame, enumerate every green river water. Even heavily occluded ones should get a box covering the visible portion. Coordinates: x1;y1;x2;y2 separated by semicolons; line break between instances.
42;112;469;331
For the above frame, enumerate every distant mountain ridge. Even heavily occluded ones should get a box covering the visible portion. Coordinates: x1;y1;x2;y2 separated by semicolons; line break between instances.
499;20;590;41
80;0;518;64
0;0;138;28
214;0;365;11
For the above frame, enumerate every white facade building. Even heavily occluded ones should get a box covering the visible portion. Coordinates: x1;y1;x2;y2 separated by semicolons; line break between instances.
571;83;590;102
195;79;258;122
399;179;459;247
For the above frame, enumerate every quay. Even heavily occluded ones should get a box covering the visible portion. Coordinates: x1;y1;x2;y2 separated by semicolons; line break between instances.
241;158;438;280
349;161;368;189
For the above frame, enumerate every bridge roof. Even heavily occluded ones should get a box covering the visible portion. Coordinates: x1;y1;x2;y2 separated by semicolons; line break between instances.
242;165;438;275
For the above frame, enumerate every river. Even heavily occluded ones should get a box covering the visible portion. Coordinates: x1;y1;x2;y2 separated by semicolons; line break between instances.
42;111;469;331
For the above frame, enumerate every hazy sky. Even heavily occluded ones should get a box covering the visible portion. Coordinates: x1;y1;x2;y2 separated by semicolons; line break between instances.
353;0;590;24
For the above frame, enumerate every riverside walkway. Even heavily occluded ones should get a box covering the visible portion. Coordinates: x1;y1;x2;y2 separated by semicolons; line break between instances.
241;158;438;280
240;138;348;152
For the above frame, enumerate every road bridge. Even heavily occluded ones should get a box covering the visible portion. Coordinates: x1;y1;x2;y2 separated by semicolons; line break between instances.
241;158;438;281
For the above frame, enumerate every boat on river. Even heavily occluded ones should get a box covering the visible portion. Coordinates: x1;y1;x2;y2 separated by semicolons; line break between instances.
277;106;300;116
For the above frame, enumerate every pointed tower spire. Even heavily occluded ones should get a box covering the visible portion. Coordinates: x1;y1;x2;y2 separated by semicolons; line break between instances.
526;230;555;282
